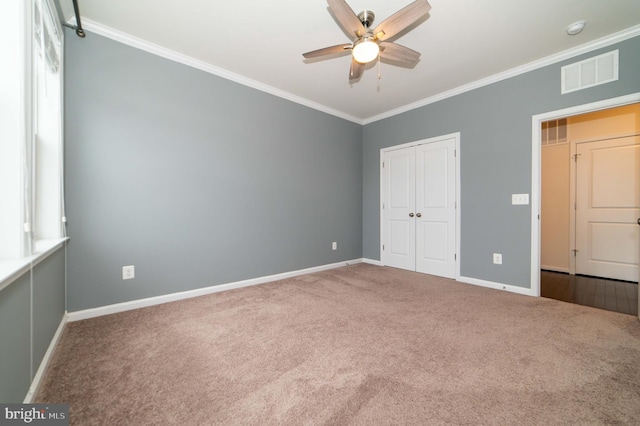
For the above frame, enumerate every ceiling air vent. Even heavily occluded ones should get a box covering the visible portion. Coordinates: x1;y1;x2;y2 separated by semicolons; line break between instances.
561;50;618;94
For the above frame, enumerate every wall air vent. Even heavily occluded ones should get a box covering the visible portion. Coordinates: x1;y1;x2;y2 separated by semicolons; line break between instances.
561;50;619;94
541;118;567;145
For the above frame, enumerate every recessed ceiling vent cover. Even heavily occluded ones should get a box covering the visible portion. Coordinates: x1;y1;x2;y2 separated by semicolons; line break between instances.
561;50;619;94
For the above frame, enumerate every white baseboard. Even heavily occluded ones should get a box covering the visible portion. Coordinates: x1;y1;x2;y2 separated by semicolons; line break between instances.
362;261;533;297
67;259;364;322
541;265;570;274
458;276;535;297
65;260;535;322
21;262;531;403
24;313;68;403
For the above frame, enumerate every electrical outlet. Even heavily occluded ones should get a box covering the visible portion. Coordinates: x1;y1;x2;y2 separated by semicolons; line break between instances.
493;253;502;265
332;242;337;251
122;265;135;280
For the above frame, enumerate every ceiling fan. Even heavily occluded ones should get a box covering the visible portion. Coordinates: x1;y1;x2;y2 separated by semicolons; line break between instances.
303;0;431;81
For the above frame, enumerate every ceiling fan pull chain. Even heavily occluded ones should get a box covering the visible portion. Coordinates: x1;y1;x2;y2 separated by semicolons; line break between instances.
378;54;381;79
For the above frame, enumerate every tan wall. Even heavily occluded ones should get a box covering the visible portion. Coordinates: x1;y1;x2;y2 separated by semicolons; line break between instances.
541;103;640;272
541;143;570;271
569;103;640;141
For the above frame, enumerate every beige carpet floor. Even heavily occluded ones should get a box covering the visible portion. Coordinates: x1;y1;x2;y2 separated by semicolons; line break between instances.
36;264;640;425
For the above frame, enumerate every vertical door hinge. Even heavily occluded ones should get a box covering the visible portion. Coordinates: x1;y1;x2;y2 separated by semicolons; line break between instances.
382;244;385;251
572;249;578;256
574;202;577;210
454;149;457;157
573;153;581;162
382;161;385;168
454;253;457;260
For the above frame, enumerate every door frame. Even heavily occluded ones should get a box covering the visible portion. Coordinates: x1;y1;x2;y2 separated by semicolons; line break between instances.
531;93;640;297
380;132;461;280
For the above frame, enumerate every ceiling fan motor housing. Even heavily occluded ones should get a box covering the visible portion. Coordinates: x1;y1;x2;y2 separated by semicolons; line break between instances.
358;10;375;29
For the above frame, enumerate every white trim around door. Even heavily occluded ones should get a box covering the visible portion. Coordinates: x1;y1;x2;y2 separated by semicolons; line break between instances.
531;93;640;297
380;132;461;280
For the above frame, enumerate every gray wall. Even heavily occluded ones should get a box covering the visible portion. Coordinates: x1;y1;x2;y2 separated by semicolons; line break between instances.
0;275;30;402
0;247;66;402
363;36;640;288
64;31;363;311
33;250;66;368
65;28;638;309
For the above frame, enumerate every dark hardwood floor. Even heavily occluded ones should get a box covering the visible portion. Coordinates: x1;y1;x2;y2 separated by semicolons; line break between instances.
541;270;638;316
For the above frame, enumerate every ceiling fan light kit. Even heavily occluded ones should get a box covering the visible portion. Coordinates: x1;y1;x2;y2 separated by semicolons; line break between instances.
353;37;380;63
303;0;431;82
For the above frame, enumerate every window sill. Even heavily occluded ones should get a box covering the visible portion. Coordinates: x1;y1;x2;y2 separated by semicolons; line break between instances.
0;237;69;293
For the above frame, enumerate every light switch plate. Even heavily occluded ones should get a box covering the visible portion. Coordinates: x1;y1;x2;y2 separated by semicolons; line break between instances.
512;193;529;205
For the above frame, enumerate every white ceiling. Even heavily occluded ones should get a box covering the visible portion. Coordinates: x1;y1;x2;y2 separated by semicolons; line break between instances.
59;0;640;123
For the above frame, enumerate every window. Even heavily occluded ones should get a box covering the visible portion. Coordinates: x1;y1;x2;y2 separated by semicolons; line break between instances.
0;0;28;260
33;0;65;246
0;0;64;271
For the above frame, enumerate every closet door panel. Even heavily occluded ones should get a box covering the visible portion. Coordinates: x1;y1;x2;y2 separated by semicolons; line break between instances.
416;139;456;278
382;147;416;271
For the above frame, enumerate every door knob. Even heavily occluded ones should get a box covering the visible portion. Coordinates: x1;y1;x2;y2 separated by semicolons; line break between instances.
637;218;640;225
416;213;422;218
409;213;414;217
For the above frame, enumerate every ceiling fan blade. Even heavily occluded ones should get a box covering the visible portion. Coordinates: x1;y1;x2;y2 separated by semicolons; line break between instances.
303;44;353;59
349;58;364;81
327;0;366;39
373;0;431;41
379;42;420;66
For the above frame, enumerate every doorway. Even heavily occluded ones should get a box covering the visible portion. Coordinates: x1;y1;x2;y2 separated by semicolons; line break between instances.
533;95;640;317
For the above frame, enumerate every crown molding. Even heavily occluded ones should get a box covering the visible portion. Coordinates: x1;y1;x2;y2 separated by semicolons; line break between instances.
72;18;365;125
68;18;639;127
362;24;640;124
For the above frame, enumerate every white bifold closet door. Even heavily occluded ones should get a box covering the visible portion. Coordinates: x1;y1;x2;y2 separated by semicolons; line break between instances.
382;137;456;278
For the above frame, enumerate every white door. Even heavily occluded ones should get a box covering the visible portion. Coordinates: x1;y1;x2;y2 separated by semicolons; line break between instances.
575;136;640;281
415;140;456;278
382;146;416;271
382;136;456;278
